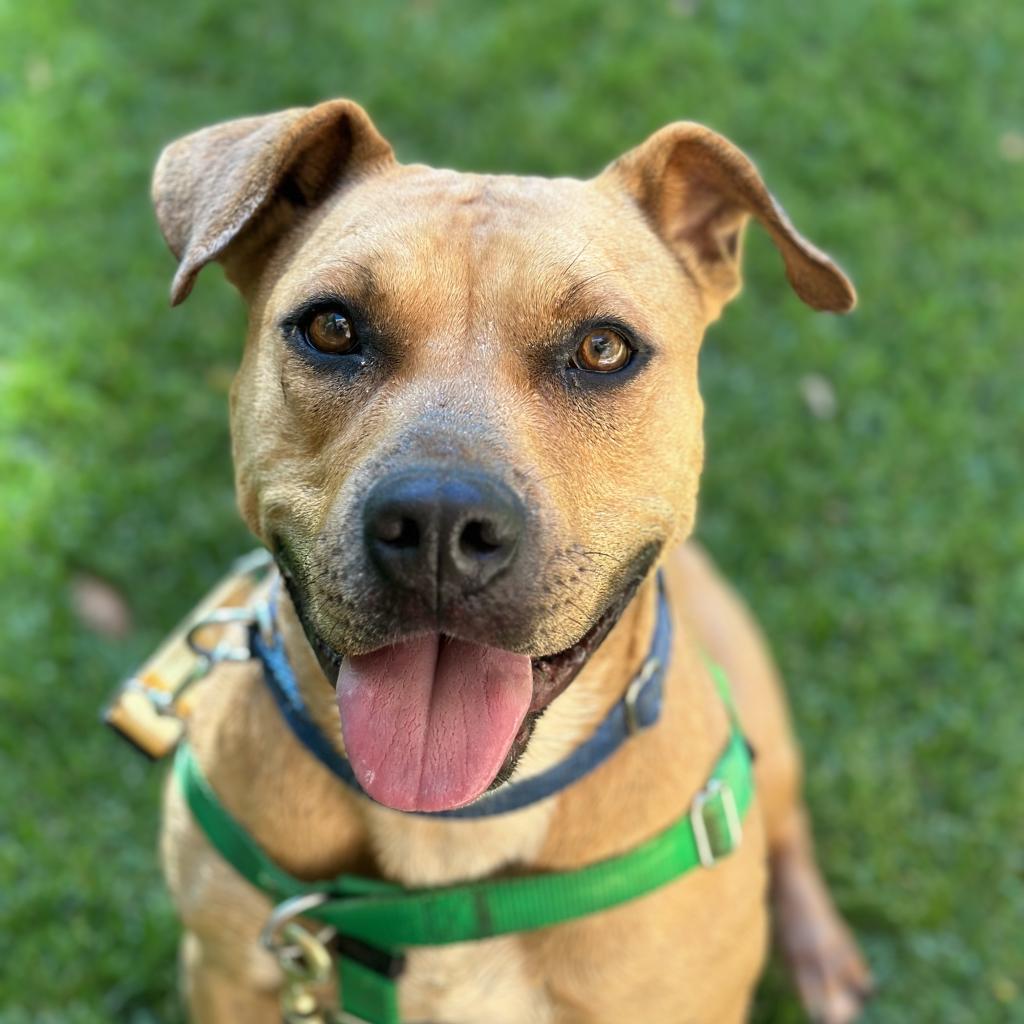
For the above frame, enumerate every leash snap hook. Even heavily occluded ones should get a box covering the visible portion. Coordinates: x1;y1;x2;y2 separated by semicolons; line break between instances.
260;893;334;957
262;894;339;1023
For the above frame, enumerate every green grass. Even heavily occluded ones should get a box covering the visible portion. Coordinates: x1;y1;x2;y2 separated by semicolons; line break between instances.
1;1;1021;1021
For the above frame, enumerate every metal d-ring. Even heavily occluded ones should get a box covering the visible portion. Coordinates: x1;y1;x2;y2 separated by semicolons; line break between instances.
260;892;333;954
185;607;261;663
142;604;267;718
261;893;336;981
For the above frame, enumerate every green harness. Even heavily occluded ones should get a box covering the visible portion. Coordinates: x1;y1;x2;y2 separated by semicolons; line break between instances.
175;663;753;1024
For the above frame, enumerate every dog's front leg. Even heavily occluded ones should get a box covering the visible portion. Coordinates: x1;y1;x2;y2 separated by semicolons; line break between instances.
163;777;289;1023
769;808;873;1024
181;930;281;1024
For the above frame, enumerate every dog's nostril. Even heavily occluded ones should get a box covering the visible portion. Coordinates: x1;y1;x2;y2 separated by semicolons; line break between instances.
364;469;524;595
376;516;420;549
459;519;503;558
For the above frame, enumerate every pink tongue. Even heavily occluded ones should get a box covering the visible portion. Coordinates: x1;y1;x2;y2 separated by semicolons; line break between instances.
336;634;533;812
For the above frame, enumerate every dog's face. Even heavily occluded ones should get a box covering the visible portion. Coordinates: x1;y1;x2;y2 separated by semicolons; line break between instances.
154;101;852;811
236;167;703;656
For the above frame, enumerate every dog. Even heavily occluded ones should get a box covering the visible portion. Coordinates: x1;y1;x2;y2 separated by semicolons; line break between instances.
152;98;871;1023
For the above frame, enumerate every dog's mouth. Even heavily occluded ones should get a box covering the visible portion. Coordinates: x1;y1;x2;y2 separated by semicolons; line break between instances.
276;551;653;814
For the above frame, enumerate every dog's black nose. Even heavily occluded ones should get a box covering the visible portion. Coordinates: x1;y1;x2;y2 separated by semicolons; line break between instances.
364;469;524;600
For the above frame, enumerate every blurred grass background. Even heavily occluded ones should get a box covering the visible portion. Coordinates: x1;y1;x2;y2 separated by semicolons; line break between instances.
1;1;1022;1021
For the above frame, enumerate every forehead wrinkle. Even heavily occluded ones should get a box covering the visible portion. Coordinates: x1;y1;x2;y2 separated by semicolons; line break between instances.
534;245;653;329
552;267;631;316
343;234;473;352
282;253;381;313
290;173;669;349
486;260;654;354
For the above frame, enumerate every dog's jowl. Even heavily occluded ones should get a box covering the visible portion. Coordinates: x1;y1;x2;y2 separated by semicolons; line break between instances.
152;99;871;1024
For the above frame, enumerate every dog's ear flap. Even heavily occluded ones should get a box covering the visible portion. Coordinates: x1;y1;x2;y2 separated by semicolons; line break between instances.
602;122;855;322
152;99;394;305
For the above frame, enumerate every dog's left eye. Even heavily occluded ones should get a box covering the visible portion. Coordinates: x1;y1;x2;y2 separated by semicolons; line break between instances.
571;328;633;373
304;309;358;354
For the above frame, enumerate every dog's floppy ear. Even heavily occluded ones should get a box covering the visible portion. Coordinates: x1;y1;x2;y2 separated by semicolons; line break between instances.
152;99;394;305
603;122;855;322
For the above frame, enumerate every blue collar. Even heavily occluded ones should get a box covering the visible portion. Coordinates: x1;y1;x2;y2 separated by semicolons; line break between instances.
251;571;672;819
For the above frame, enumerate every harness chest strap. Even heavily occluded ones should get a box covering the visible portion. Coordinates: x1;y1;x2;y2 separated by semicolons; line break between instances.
175;689;753;1024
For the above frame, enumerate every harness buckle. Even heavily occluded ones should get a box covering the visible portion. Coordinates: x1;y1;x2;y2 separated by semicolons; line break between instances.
624;656;661;735
690;778;742;868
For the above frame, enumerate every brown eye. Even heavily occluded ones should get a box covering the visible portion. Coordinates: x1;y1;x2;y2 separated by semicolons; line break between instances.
572;328;632;373
306;309;357;354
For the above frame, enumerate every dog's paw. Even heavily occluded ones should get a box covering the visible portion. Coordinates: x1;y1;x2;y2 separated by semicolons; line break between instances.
769;826;874;1024
777;903;874;1024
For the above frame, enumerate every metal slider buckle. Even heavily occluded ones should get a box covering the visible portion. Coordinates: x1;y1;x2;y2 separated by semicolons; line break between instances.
690;778;742;868
624;656;661;735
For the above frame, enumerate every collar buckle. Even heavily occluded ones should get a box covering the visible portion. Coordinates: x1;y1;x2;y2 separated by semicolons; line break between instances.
690;778;742;868
624;656;661;735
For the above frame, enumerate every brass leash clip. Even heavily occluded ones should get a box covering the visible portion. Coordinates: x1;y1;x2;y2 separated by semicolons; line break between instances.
261;894;340;1024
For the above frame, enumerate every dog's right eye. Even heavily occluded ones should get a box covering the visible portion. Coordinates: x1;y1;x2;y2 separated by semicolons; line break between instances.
572;328;633;373
304;309;359;355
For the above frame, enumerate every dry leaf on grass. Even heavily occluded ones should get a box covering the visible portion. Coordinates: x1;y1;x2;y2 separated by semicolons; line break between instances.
70;573;133;639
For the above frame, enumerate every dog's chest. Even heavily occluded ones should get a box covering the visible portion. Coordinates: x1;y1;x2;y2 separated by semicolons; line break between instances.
399;940;552;1024
365;803;558;1024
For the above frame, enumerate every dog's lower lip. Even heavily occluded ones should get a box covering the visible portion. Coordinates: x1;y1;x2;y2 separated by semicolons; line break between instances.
272;549;345;678
528;586;636;707
483;572;649;791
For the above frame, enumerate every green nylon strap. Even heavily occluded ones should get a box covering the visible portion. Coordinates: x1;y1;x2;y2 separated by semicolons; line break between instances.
175;730;752;945
175;744;404;898
174;661;753;1024
338;954;401;1024
312;732;750;948
706;656;740;724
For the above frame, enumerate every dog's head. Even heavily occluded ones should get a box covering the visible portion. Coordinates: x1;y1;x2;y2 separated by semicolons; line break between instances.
153;99;852;812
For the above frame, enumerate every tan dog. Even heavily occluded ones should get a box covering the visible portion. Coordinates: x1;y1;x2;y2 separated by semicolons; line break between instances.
152;99;871;1023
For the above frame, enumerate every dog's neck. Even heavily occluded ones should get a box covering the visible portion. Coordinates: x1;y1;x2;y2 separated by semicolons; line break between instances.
273;574;661;886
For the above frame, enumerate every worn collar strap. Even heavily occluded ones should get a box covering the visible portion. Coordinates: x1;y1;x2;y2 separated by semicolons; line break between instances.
251;572;673;818
176;666;752;1024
